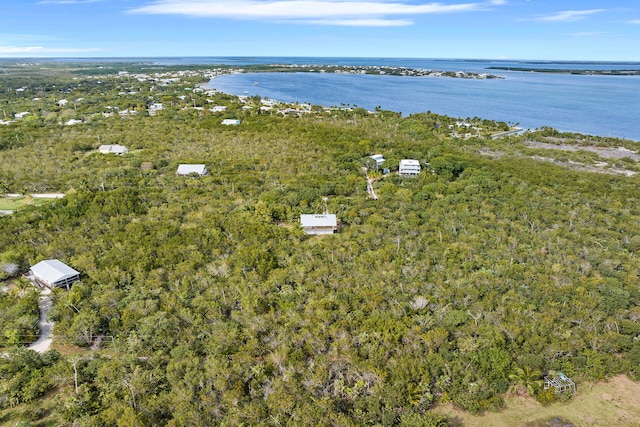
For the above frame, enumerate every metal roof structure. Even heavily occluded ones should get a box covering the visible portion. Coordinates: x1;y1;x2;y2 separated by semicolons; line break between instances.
300;214;337;228
300;214;338;235
399;159;420;167
99;144;128;155
370;154;385;164
176;164;208;176
399;159;421;176
30;259;80;289
544;372;576;394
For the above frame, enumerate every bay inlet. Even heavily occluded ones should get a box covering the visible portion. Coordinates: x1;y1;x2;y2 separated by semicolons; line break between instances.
204;58;640;142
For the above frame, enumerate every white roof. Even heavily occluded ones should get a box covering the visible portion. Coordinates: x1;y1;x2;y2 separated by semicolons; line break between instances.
300;214;337;228
31;259;79;284
176;164;207;175
110;145;128;154
99;144;128;154
400;159;420;166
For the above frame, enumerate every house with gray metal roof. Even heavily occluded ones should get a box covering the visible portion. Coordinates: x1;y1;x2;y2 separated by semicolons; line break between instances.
30;259;80;289
300;214;338;235
176;164;208;176
99;144;128;155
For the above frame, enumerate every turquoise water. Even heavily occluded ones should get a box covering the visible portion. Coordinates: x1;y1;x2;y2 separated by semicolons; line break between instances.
203;58;640;141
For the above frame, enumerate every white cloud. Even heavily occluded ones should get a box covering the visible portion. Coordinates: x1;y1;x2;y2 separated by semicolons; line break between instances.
630;19;640;24
129;0;504;26
0;46;101;54
308;19;414;26
536;9;605;22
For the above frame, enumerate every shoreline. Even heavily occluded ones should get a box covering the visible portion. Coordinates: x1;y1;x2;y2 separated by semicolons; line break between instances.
205;70;640;143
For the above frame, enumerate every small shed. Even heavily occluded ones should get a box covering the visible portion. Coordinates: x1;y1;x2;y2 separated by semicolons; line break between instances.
300;214;338;235
99;144;128;155
30;259;80;289
399;159;421;177
176;164;208;177
221;119;241;125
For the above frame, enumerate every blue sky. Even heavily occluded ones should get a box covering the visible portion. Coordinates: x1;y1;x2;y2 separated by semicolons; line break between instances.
1;0;639;60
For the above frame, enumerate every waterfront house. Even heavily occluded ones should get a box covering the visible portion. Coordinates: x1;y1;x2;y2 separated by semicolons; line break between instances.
300;214;338;235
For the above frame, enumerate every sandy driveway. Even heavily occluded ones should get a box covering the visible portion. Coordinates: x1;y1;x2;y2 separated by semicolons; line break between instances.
28;287;54;353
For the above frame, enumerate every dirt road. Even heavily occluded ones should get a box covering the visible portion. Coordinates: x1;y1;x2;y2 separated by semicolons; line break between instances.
28;288;54;353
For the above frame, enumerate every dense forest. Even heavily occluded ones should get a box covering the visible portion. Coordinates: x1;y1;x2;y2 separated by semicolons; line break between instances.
0;61;639;426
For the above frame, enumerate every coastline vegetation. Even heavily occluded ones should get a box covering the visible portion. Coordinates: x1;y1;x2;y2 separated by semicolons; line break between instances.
486;66;640;75
1;62;639;426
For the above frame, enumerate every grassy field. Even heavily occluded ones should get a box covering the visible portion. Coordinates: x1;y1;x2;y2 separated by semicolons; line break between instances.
436;375;640;427
0;391;62;427
0;197;51;211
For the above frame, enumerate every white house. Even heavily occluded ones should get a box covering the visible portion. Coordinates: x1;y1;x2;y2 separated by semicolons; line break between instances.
399;159;421;177
300;214;338;235
369;154;385;170
99;144;128;155
209;106;228;113
176;164;208;177
58;99;68;107
30;259;80;289
370;154;385;164
149;103;164;115
221;119;241;125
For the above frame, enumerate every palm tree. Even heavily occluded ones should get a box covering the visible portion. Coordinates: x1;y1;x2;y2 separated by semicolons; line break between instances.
509;366;544;396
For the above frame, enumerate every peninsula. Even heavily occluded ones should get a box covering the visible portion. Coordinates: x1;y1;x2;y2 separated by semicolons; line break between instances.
249;63;504;79
487;66;640;76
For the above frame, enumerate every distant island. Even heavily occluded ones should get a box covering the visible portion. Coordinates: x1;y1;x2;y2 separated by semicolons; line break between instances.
487;66;640;75
244;63;504;79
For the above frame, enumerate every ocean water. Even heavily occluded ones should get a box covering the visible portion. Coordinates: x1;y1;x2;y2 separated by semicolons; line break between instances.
200;58;640;141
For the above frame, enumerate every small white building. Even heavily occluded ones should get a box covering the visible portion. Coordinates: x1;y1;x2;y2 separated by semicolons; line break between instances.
149;103;164;115
399;159;421;177
300;214;338;235
30;259;80;289
369;154;385;171
221;119;241;126
176;164;208;177
99;144;128;155
370;154;385;165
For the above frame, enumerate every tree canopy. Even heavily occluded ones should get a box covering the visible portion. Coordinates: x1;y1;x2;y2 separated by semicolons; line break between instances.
1;61;639;426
